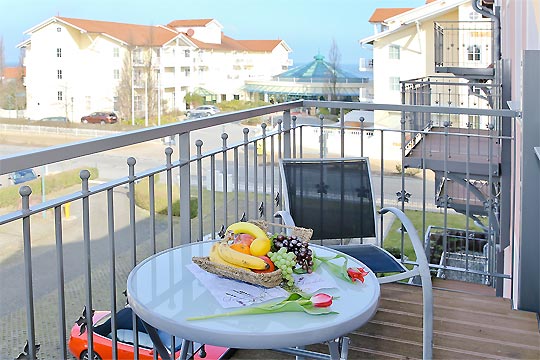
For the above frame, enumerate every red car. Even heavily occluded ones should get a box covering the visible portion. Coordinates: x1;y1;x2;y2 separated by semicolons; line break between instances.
68;307;231;360
81;112;118;124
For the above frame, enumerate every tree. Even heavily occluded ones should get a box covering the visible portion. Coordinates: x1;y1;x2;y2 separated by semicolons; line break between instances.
327;38;341;114
116;48;133;121
0;36;5;82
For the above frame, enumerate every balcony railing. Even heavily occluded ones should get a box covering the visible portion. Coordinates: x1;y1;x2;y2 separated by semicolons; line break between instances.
0;100;523;359
434;20;494;78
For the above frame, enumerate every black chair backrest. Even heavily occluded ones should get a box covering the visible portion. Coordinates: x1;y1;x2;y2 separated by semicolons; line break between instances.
281;158;377;242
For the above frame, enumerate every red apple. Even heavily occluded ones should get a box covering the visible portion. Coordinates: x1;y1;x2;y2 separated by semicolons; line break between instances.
234;233;255;246
252;255;276;273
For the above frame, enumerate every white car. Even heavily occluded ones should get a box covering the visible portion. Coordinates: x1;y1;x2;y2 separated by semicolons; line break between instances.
186;105;220;117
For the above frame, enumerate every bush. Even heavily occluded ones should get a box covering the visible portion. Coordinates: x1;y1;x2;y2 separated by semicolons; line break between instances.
0;167;98;209
134;177;197;218
395;164;421;177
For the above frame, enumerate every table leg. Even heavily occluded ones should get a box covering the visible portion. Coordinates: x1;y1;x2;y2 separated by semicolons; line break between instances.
327;337;349;360
179;339;193;360
141;320;171;360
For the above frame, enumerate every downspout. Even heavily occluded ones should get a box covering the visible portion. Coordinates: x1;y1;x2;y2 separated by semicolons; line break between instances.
471;0;501;61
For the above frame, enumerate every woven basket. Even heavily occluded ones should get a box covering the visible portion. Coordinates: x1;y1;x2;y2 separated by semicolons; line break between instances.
192;256;283;288
192;221;313;288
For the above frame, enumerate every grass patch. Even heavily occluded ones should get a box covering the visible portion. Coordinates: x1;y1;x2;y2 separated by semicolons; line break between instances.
0;168;98;209
383;209;484;261
134;177;197;218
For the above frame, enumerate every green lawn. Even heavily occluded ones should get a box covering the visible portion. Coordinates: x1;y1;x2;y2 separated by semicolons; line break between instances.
382;209;484;261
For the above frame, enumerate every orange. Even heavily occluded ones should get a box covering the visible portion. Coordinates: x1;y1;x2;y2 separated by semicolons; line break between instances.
229;243;251;255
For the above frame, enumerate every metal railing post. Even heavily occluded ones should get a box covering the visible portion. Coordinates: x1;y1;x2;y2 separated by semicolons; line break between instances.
178;132;191;244
20;186;37;360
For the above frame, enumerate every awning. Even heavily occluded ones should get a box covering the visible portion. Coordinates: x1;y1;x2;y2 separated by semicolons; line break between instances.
193;87;215;96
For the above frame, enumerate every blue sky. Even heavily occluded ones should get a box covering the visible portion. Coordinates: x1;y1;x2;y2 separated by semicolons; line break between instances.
0;0;426;67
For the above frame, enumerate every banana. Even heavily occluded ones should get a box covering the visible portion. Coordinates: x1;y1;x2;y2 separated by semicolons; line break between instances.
226;222;269;240
208;243;245;269
217;242;269;270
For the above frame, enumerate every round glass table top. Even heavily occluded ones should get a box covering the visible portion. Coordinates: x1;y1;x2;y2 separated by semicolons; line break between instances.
127;241;380;349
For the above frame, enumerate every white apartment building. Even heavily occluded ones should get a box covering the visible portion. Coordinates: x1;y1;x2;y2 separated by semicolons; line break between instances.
360;0;493;127
18;17;292;122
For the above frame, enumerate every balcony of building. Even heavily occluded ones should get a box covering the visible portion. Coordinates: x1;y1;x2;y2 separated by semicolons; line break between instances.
434;20;495;81
0;95;538;359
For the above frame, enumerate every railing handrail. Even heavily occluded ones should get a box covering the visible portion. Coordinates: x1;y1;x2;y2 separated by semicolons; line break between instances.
0;101;519;175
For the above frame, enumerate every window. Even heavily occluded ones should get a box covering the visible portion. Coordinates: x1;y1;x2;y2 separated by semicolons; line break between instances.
133;49;142;64
113;47;119;58
57;91;63;101
233;94;240;100
389;45;400;60
181;67;190;76
57;48;62;58
184;49;190;58
389;76;401;91
57;27;62;32
57;70;62;79
468;115;480;129
134;95;142;111
113;96;119;111
467;45;481;61
114;69;120;80
221;94;227;101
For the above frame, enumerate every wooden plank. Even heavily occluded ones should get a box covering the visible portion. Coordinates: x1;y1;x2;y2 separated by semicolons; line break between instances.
230;283;540;360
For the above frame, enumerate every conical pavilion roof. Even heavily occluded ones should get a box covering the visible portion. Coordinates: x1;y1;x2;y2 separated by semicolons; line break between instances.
274;54;364;83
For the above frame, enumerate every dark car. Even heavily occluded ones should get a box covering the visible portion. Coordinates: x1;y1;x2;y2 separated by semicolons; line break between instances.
81;112;118;124
9;169;39;185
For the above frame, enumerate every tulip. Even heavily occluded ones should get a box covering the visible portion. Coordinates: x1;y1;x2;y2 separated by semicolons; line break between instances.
347;267;369;283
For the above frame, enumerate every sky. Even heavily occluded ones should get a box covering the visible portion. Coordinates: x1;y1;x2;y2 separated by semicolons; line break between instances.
0;0;426;67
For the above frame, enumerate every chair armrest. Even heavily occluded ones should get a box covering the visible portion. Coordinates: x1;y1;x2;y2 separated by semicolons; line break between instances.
274;210;296;227
379;206;433;360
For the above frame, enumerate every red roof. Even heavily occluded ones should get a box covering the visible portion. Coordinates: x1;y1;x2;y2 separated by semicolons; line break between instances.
167;19;215;28
57;17;177;46
187;33;282;52
368;8;413;23
3;67;25;79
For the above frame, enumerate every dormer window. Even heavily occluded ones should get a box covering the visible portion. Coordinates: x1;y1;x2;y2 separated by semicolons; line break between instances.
57;27;62;32
185;50;190;58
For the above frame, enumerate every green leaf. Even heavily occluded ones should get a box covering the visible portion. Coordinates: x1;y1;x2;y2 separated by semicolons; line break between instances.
187;292;337;320
313;253;353;283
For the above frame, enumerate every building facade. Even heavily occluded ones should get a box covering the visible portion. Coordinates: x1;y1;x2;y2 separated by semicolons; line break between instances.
18;17;291;122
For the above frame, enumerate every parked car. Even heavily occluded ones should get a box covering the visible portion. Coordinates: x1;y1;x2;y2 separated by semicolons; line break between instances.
40;116;70;123
185;105;220;117
186;112;209;120
9;169;39;185
81;112;118;124
68;307;231;360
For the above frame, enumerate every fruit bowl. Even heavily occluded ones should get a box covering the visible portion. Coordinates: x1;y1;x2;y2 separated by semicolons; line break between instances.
191;220;313;288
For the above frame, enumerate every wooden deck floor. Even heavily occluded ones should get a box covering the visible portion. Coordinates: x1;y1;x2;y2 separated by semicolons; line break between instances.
229;280;540;359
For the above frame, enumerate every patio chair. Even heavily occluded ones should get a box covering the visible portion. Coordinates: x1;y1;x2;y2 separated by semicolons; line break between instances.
275;157;433;359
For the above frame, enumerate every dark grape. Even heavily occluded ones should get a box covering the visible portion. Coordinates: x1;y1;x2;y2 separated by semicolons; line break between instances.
271;233;313;273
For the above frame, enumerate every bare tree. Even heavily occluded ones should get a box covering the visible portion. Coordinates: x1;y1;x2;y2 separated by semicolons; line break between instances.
0;36;5;83
116;48;133;121
328;38;341;113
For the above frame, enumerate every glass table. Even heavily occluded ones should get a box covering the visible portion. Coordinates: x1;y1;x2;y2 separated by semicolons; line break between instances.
127;241;380;360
